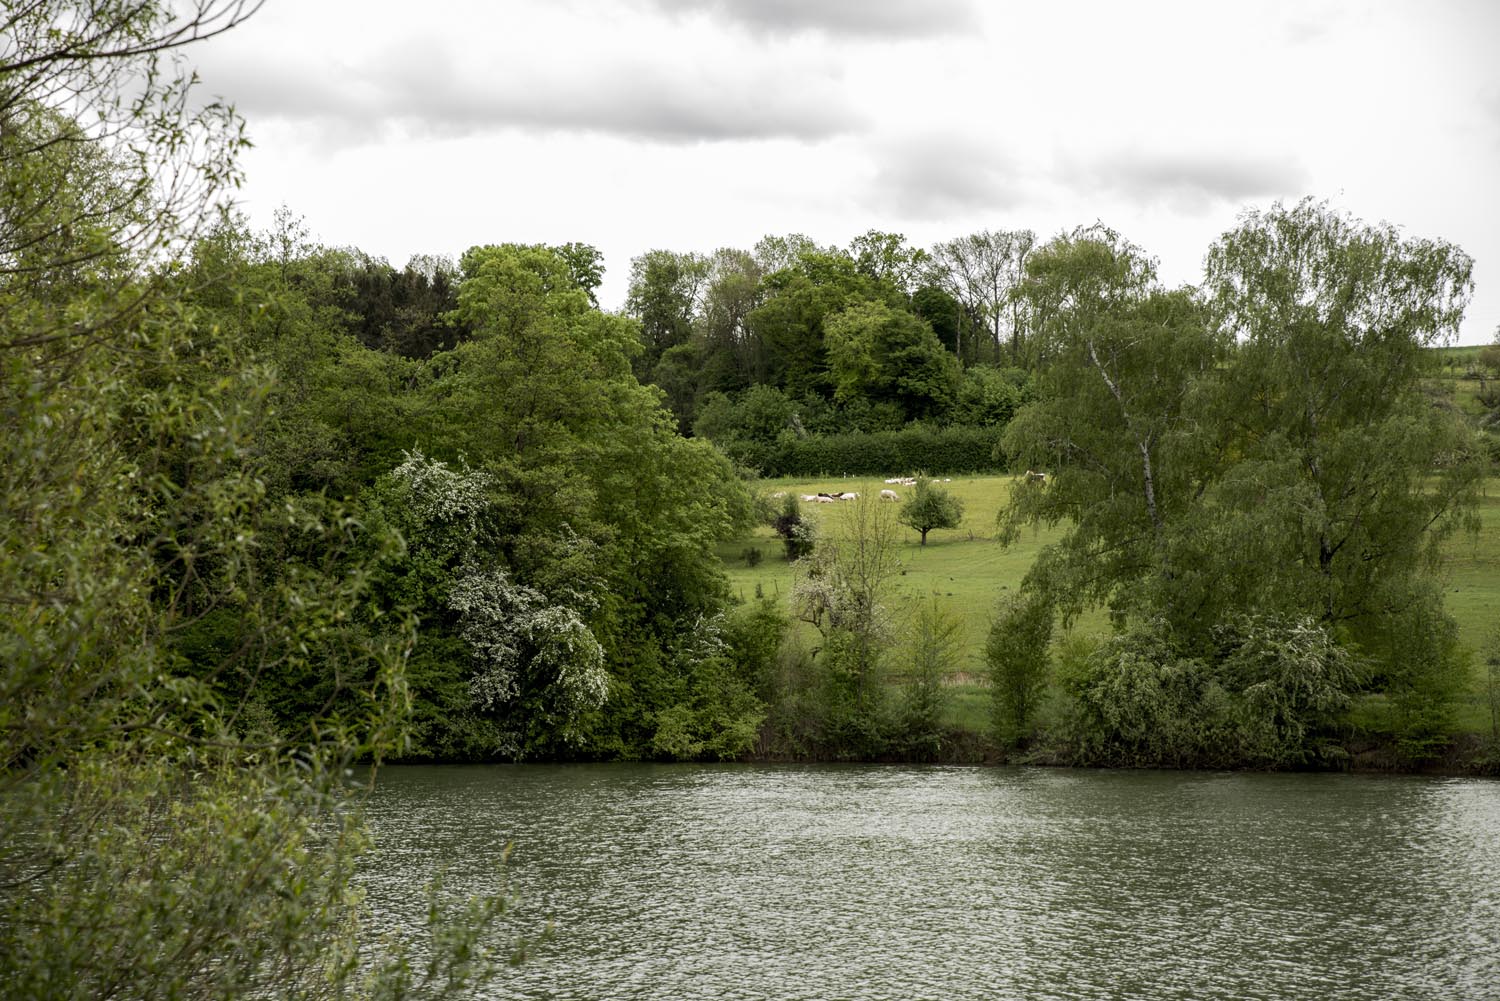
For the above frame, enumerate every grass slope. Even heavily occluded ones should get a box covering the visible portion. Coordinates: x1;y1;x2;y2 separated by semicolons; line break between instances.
722;473;1500;738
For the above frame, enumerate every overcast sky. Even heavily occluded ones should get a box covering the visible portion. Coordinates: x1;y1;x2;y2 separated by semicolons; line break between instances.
197;0;1500;344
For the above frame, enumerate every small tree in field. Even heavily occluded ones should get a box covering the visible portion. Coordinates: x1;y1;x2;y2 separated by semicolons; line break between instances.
898;475;964;545
773;492;816;561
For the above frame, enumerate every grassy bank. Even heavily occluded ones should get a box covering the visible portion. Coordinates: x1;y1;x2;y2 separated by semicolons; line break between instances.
721;473;1500;746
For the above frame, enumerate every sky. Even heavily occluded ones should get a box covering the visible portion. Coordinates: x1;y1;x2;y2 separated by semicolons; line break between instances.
195;0;1500;344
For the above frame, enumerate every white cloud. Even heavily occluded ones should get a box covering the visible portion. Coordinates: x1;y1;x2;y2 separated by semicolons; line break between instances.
639;0;979;39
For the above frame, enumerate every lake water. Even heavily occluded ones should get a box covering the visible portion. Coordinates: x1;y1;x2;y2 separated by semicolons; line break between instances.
361;764;1500;1000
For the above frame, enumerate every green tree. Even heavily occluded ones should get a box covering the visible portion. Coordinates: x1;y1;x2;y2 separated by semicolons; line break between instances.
898;474;965;545
1001;205;1482;762
848;228;928;296
1000;228;1224;622
625;248;709;378
772;492;817;561
1;4;525;995
824;299;961;420
1203;200;1481;635
926;229;1037;365
898;598;961;759
987;590;1055;747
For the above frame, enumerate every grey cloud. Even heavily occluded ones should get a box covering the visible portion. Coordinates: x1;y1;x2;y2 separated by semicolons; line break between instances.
642;0;979;39
196;42;862;147
1063;149;1309;212
866;140;1028;218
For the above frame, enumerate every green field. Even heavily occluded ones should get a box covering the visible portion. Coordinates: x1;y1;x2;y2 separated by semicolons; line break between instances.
721;472;1500;734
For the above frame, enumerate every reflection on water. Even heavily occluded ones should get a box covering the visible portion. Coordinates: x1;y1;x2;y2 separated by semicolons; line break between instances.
360;765;1500;1000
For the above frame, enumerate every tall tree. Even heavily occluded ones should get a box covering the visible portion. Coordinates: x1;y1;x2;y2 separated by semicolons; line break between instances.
848;229;928;297
824;299;960;420
625;248;710;378
1;4;521;995
927;229;1037;366
1202;199;1481;634
1001;227;1223;620
1000;206;1483;755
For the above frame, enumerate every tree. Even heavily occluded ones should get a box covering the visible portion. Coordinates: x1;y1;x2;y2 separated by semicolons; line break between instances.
0;1;253;358
999;204;1482;761
792;490;901;717
898;598;961;759
987;590;1055;747
926;229;1037;366
772;492;817;561
898;474;965;545
999;227;1224;622
848;229;928;296
1202;199;1481;632
2;4;526;995
824;299;961;421
625;248;709;378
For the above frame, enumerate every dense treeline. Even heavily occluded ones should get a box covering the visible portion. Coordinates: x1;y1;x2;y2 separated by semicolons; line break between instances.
622;232;1039;471
169;225;774;763
2;5;531;996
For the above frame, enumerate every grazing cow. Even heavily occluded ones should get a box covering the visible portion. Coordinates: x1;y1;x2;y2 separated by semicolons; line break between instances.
880;489;899;501
840;492;859;501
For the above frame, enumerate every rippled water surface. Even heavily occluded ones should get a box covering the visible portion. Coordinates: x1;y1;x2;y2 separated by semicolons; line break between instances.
361;765;1500;1000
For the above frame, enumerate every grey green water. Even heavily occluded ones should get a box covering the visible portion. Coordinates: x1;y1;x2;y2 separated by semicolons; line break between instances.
361;765;1500;1000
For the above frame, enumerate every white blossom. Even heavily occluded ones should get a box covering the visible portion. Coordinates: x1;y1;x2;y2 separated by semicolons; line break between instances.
448;567;608;729
389;449;493;528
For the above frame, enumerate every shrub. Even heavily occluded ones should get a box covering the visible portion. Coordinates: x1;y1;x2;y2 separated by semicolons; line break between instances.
762;424;1000;477
987;591;1055;747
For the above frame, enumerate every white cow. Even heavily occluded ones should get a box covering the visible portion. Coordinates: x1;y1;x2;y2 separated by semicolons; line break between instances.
879;489;899;501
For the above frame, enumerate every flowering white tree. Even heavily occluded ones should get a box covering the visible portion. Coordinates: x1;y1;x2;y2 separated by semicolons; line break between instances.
448;568;607;741
387;450;608;743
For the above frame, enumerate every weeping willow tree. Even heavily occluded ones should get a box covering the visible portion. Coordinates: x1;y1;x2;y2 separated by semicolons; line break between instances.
1;5;523;996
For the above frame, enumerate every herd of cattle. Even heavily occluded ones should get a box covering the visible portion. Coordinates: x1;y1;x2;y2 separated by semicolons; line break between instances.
768;475;973;505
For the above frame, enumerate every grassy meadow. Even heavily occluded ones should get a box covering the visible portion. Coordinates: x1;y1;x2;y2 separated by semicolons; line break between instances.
721;471;1500;736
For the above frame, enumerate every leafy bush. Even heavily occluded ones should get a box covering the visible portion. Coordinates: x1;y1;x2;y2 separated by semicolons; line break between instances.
897;600;962;760
1065;616;1358;768
987;591;1055;747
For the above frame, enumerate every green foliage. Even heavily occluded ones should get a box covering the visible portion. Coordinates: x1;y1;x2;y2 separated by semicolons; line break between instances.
987;591;1055;747
785;492;902;756
1065;616;1357;768
824;299;960;420
625;248;709;378
999;205;1483;761
643;613;766;761
763;424;999;477
925;229;1037;365
0;5;536;990
897;599;962;760
953;365;1032;426
773;493;817;561
898;475;966;545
